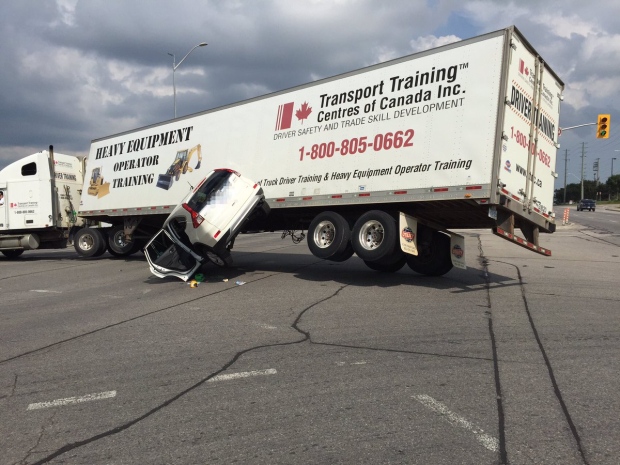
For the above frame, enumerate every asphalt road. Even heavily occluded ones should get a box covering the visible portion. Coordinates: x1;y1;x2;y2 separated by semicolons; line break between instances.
1;221;619;464
561;205;620;247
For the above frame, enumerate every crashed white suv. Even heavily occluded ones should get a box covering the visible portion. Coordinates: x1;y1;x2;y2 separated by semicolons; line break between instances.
144;168;269;280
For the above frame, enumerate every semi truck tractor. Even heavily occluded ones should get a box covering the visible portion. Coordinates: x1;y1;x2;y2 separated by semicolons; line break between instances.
4;26;565;276
0;147;84;258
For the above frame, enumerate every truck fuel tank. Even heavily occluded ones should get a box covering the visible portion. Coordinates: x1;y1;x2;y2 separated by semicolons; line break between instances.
0;233;41;250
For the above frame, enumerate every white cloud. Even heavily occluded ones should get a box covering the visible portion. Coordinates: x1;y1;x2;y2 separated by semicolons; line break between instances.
409;35;461;53
54;0;78;27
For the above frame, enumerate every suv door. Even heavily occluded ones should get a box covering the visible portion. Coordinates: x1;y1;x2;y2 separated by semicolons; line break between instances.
144;228;202;281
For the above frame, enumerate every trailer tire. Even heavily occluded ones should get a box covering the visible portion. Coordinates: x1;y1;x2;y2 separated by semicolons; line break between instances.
406;230;453;276
330;243;355;262
74;227;107;258
107;225;136;256
363;252;406;272
351;210;398;262
308;211;351;260
2;249;24;259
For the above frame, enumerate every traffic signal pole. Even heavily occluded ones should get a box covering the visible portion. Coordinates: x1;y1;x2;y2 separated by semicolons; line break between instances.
559;115;611;201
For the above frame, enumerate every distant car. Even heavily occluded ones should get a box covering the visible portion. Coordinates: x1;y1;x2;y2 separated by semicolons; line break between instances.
144;168;269;280
577;199;596;212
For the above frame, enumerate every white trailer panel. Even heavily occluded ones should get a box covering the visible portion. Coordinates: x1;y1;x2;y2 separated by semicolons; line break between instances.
80;31;508;212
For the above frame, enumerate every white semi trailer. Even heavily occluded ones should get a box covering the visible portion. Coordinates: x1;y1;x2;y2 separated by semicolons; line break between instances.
3;26;564;275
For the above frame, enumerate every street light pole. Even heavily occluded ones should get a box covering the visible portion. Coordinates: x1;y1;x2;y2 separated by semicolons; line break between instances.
613;157;617;176
168;42;208;118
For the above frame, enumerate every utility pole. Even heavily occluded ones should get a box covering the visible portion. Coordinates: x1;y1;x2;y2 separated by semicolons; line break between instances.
563;149;568;203
580;142;585;200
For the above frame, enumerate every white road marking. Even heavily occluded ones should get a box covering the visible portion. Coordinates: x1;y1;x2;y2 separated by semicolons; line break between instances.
208;368;277;383
336;360;368;366
27;390;117;411
413;394;499;452
30;290;62;294
259;324;278;330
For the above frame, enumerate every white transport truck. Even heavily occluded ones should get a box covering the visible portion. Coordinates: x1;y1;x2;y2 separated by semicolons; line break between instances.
0;147;84;258
3;26;564;275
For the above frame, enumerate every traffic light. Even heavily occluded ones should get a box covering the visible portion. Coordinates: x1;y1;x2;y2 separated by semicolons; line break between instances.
596;114;610;139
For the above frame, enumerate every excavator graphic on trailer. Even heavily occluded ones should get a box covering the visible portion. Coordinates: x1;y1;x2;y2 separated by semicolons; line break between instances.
156;144;202;190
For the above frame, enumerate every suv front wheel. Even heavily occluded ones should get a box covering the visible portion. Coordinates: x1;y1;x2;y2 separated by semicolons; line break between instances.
195;244;233;267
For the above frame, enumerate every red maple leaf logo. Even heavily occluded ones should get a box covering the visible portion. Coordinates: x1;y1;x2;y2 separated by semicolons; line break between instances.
295;102;312;124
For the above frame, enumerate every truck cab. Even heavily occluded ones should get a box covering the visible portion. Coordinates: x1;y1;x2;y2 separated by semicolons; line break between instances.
0;149;84;258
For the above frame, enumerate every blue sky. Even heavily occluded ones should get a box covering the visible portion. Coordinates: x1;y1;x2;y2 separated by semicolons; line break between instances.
1;0;619;187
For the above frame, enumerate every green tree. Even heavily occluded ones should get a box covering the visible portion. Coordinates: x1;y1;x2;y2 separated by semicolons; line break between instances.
555;181;598;203
606;175;620;200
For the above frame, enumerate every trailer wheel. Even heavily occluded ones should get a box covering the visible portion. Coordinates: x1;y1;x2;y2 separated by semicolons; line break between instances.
351;210;398;262
406;230;453;276
74;227;107;258
363;252;406;272
1;249;24;259
307;211;351;260
107;225;136;256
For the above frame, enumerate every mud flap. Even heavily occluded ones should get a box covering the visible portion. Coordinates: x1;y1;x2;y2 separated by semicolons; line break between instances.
449;233;466;270
399;212;466;269
398;212;418;256
156;174;173;190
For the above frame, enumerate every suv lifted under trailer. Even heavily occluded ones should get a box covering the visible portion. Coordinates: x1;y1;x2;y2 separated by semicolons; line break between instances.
73;26;562;276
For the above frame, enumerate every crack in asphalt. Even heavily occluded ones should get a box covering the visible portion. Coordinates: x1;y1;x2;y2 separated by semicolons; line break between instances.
27;281;347;465
312;341;493;362
9;235;591;463
0;262;96;282
490;258;591;465
0;373;18;402
477;235;508;465
0;243;311;366
12;410;58;465
22;256;496;464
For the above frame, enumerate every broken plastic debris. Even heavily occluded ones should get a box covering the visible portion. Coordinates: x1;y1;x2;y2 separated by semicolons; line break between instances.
235;280;246;286
223;278;229;282
194;273;205;282
189;280;198;288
